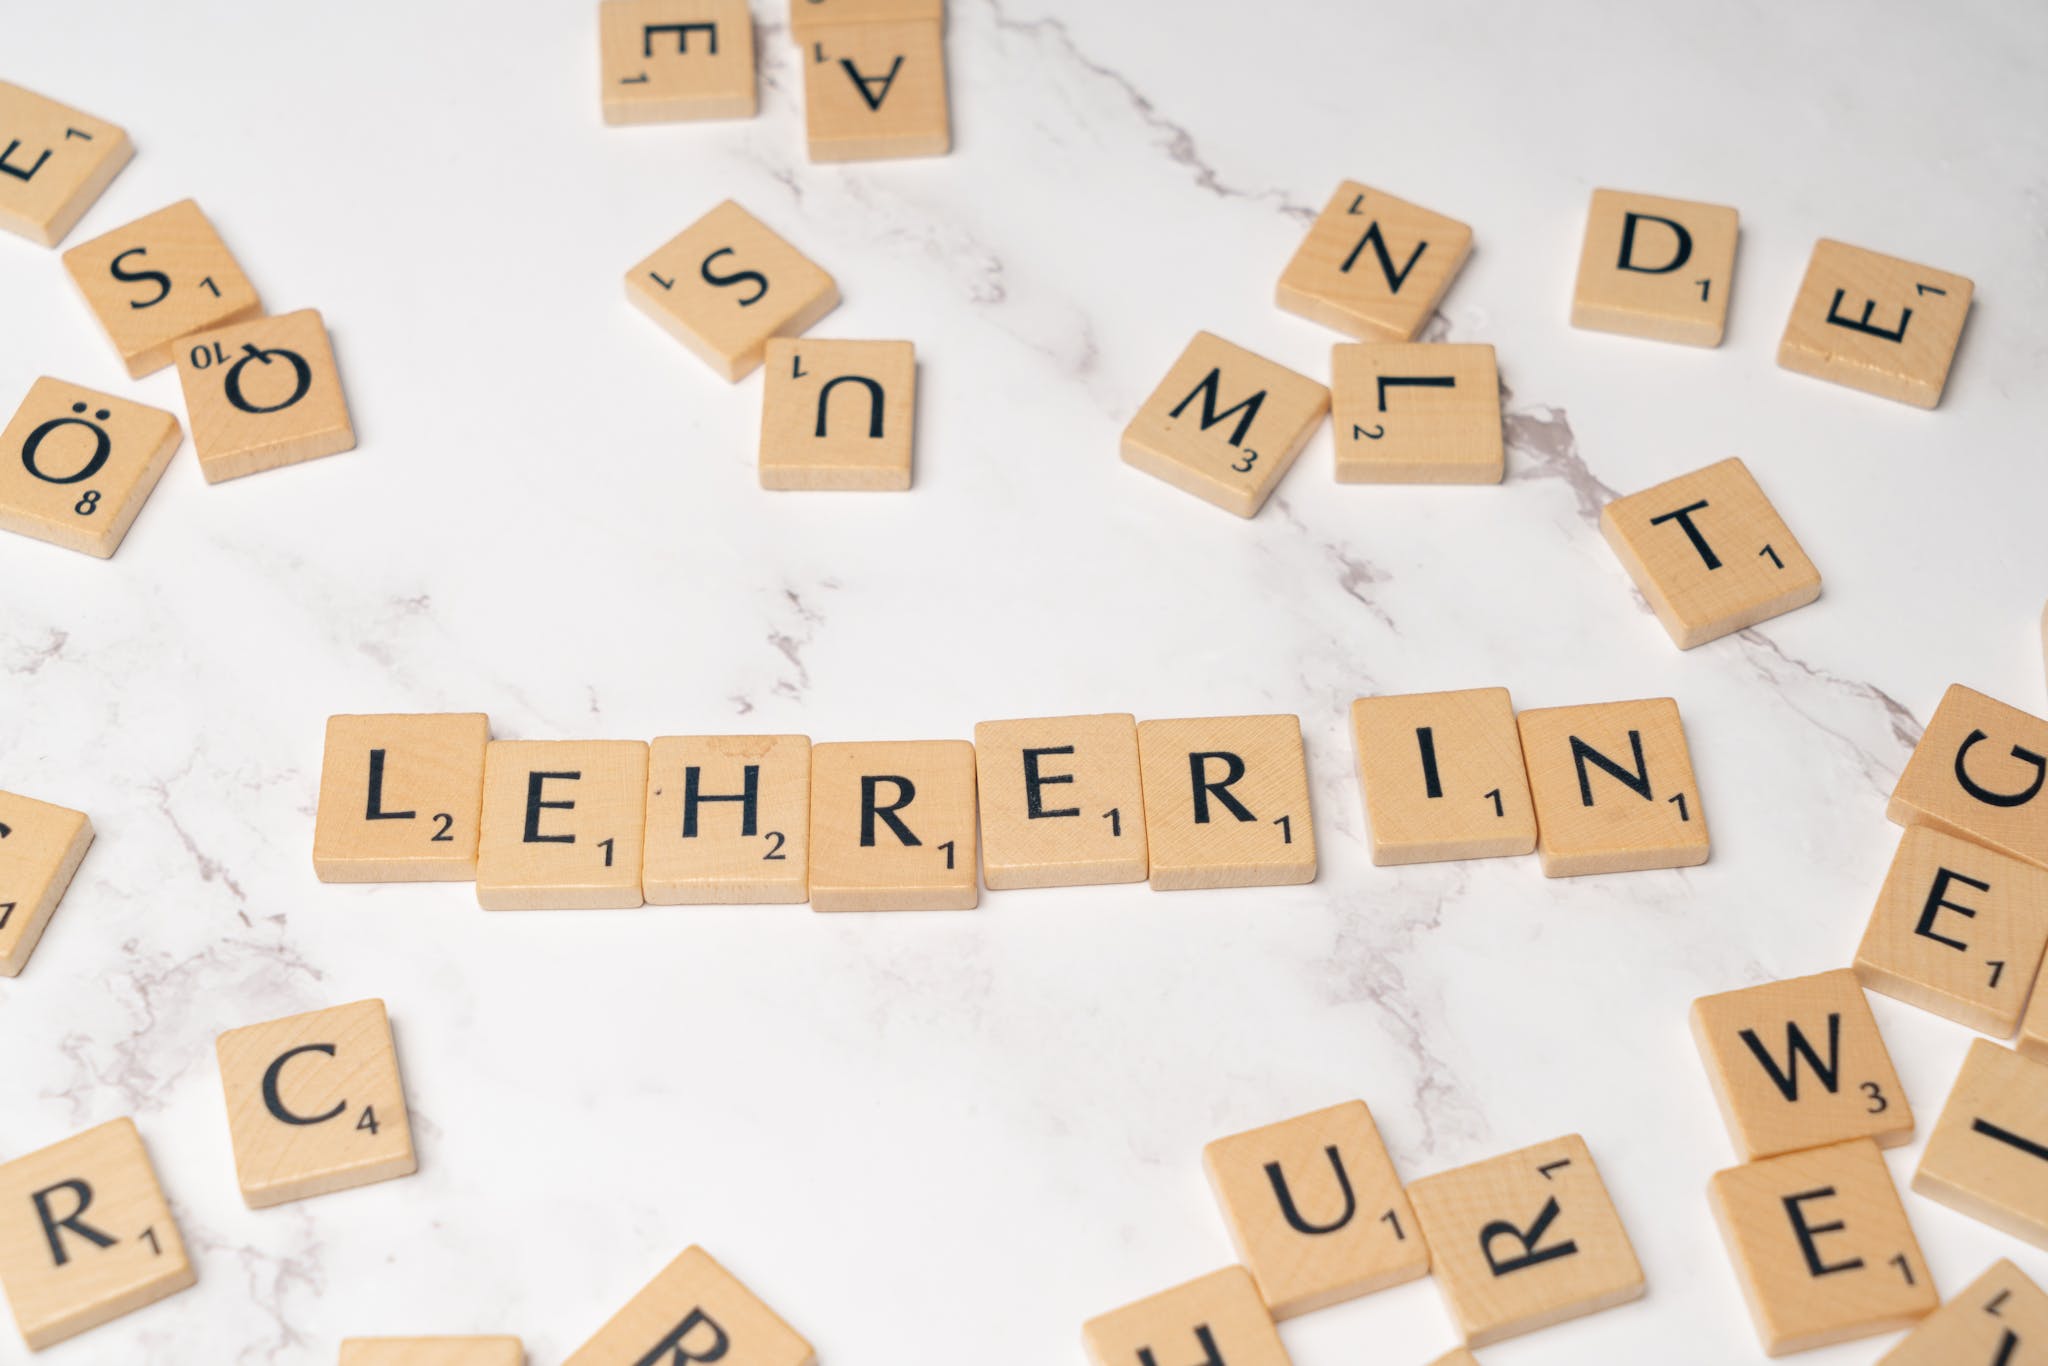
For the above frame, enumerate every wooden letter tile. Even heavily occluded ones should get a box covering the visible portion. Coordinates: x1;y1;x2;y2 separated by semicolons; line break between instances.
1914;1039;2048;1248
0;1119;194;1349
1600;457;1821;649
215;999;416;1208
477;741;649;909
789;0;944;41
759;339;915;490
601;0;757;125
1690;969;1913;1161
1406;1134;1644;1347
1855;826;2048;1036
1350;688;1535;866
1426;1352;1481;1366
1331;343;1502;484
1137;715;1315;890
0;378;181;558
809;740;976;910
565;1245;813;1365
1516;697;1707;876
1202;1100;1428;1318
642;734;811;904
0;789;93;978
1890;685;2048;871
802;21;950;163
1121;333;1329;519
1710;1137;1937;1354
2023;978;2048;1066
1277;182;1473;342
1878;1259;2047;1365
62;199;261;378
175;308;355;483
340;1340;524;1366
1570;190;1738;347
1779;238;1973;407
0;82;132;246
972;713;1147;890
627;201;838;381
313;713;490;883
1082;1266;1290;1366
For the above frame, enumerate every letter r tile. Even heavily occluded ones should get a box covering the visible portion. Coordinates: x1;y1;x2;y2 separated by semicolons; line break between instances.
564;1245;813;1366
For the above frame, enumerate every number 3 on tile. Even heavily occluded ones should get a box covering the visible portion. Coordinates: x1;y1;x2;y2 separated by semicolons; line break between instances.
1232;449;1260;474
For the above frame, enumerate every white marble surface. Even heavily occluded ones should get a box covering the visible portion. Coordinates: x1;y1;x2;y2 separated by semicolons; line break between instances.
3;1;2047;1361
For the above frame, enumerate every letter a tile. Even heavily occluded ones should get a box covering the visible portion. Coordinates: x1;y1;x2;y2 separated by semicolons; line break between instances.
1877;1259;2048;1365
1203;1101;1428;1318
0;1119;195;1349
0;82;132;246
802;20;950;162
809;740;977;910
1710;1138;1936;1354
1122;332;1329;519
1278;182;1472;342
600;0;757;125
1600;458;1821;649
1571;189;1739;347
1778;238;1972;408
1137;715;1315;890
340;1339;524;1366
313;713;491;883
565;1245;813;1366
0;378;182;558
1855;826;2048;1036
1690;969;1913;1161
1406;1134;1645;1347
62;199;261;378
1890;685;2048;871
175;308;356;483
0;788;94;977
628;200;839;381
1914;1039;2048;1249
1082;1266;1291;1366
759;339;916;490
477;740;649;909
1516;697;1708;876
1350;688;1535;866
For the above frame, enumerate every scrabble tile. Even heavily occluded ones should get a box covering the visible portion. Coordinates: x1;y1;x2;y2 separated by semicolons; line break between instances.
627;201;839;382
1137;715;1315;891
1425;1353;1481;1366
1600;457;1821;649
1082;1266;1290;1366
565;1245;813;1366
972;714;1147;890
1121;333;1330;519
1855;826;2048;1036
215;999;416;1208
1690;969;1913;1161
1711;1137;1937;1354
340;1340;524;1366
0;1118;194;1350
1570;189;1739;347
0;82;131;247
476;741;649;910
2025;980;2048;1066
1878;1259;2048;1365
1914;1039;2048;1248
759;339;915;490
313;713;491;883
1202;1100;1429;1318
0;789;93;978
788;0;944;41
175;308;355;484
600;0;757;125
642;734;811;904
1277;182;1473;342
802;21;950;163
1890;685;2048;871
0;377;180;558
1350;688;1536;866
1516;697;1708;877
808;740;977;910
62;199;261;378
1331;343;1502;484
1779;239;1973;408
1406;1134;1644;1348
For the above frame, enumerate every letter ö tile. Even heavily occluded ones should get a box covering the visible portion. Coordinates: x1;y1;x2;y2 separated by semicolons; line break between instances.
627;200;839;381
62;199;261;378
564;1245;814;1366
0;378;181;558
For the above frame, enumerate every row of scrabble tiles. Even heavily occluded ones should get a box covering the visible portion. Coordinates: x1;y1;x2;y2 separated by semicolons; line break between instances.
602;0;952;162
303;695;1715;911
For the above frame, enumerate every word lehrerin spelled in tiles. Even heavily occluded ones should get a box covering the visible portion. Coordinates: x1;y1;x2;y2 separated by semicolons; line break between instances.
310;692;1715;907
